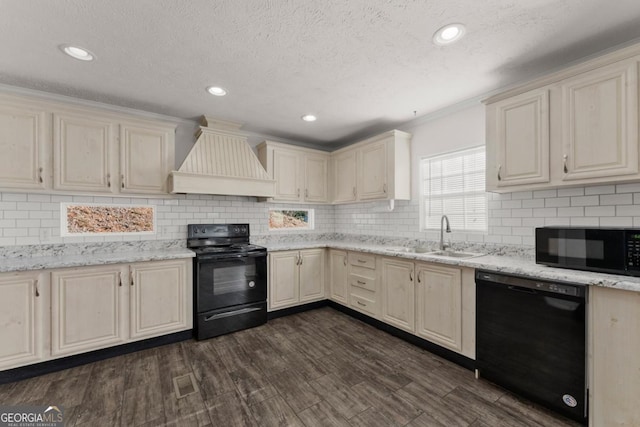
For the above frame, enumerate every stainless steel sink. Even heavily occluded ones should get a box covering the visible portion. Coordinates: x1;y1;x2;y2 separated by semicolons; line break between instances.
384;246;431;253
426;250;484;258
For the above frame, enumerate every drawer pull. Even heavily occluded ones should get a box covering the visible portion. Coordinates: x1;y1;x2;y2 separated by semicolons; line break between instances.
343;257;347;266
356;301;366;307
410;271;414;281
497;164;502;181
39;167;43;184
35;280;39;297
563;154;568;173
357;259;367;263
305;189;309;198
107;173;111;188
357;280;366;285
383;183;387;193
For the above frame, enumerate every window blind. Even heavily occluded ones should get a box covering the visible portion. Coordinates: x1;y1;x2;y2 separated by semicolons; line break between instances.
421;146;487;232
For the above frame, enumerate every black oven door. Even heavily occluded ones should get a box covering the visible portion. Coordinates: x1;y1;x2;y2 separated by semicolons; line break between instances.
535;228;625;273
195;252;267;312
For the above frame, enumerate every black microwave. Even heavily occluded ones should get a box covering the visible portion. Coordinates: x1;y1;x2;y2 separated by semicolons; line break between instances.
536;227;640;276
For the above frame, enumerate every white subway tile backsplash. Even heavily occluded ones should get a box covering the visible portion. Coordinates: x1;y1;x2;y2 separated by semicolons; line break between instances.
545;197;570;207
533;208;556;217
616;183;640;193
600;217;633;227
601;193;633;205
502;200;522;209
511;208;532;218
617;205;640;216
558;188;584;197
522;199;545;208
585;206;615;217
533;189;557;199
2;194;27;202
557;207;584;217
570;195;599;206
585;185;615;195
570;217;599;226
545;218;571;226
511;191;533;200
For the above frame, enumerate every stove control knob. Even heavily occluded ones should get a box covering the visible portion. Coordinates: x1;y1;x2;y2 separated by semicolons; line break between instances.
234;227;240;233
201;228;207;234
194;228;199;234
249;281;255;288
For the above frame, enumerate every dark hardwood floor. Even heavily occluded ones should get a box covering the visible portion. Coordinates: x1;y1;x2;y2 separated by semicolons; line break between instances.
0;307;580;426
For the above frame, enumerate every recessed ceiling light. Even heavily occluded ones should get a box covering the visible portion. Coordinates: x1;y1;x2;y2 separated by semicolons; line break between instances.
60;45;95;61
433;23;466;46
301;114;317;122
206;86;227;96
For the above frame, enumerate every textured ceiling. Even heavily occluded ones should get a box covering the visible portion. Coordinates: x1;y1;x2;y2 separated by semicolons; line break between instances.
2;0;640;147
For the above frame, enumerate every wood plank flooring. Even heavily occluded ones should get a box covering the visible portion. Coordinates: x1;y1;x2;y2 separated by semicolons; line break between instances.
0;307;581;426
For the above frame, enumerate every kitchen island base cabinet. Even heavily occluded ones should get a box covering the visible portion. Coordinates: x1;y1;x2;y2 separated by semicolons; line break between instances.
268;249;325;311
0;271;47;371
589;286;640;426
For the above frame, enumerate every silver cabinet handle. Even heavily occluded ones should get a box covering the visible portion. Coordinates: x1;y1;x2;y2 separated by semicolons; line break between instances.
130;271;134;286
357;280;366;285
497;164;502;181
417;271;421;283
107;173;111;188
343;257;347;266
357;259;366;263
383;183;387;193
563;154;568;173
121;174;125;189
39;167;43;184
357;301;366;307
299;255;303;266
410;271;414;281
119;272;122;287
35;280;39;297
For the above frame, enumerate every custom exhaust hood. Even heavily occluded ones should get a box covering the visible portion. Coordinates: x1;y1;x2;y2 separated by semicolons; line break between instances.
168;117;275;197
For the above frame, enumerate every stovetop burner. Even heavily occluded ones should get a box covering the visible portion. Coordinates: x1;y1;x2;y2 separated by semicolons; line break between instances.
192;244;265;255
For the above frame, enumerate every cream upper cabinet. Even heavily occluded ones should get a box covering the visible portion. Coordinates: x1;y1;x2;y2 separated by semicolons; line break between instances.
120;122;175;194
559;60;638;182
0;101;49;190
299;249;325;302
268;249;325;311
328;249;348;304
332;130;411;203
304;154;329;202
0;271;45;370
258;141;329;203
129;259;191;340
51;264;128;357
53;112;117;193
486;88;550;190
332;148;358;203
415;263;463;353
485;48;640;192
589;286;640;426
380;257;415;332
359;141;388;200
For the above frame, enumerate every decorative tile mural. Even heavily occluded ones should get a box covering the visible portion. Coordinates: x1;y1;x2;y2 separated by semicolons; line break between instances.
62;204;156;235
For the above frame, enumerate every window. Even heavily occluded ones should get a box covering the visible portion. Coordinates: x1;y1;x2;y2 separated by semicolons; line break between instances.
420;146;486;232
269;209;314;231
61;203;156;236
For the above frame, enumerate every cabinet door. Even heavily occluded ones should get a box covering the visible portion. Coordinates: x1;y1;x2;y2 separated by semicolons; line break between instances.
359;141;388;200
130;259;191;340
489;89;550;188
273;149;301;201
589;286;640;426
51;265;127;357
268;251;300;310
381;258;415;332
329;250;348;304
53;112;116;193
120;123;174;194
560;60;638;181
299;249;325;302
415;264;462;352
0;272;44;370
304;154;329;203
0;103;48;190
332;149;358;203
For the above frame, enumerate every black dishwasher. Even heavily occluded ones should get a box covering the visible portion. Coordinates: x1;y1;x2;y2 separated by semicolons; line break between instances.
476;270;587;424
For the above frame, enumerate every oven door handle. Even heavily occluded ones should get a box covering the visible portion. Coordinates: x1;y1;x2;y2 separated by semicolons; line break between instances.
198;252;266;261
204;307;263;321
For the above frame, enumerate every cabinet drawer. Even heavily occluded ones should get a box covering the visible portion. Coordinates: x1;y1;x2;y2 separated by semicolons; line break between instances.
349;273;376;292
348;253;376;269
349;293;378;317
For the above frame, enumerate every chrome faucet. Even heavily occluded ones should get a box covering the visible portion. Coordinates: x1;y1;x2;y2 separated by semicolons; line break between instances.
440;215;451;251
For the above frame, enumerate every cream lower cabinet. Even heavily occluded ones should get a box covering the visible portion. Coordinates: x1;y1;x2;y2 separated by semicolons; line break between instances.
51;265;129;357
328;249;348;304
50;259;192;360
589;286;640;426
269;249;325;311
129;259;191;340
380;257;415;332
0;271;47;370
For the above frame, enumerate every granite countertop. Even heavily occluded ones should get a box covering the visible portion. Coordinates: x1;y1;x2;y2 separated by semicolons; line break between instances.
0;245;194;273
264;240;640;293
